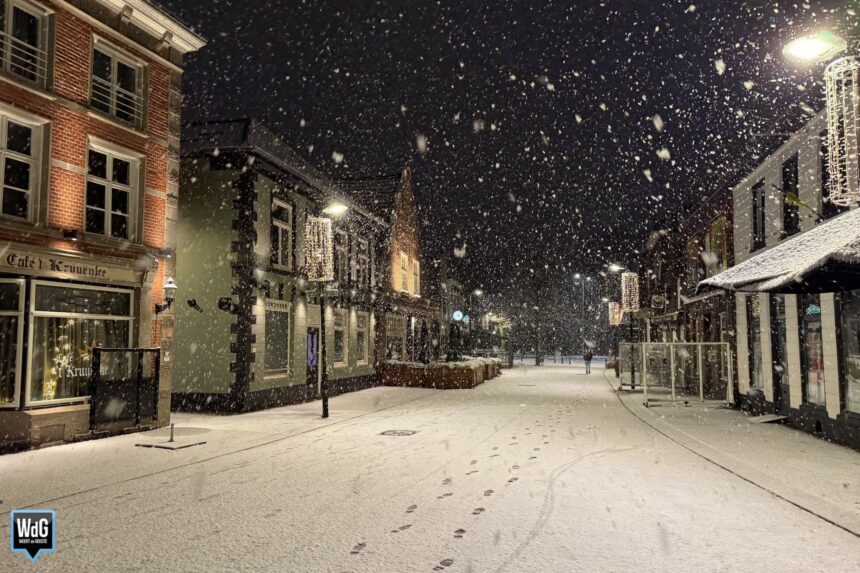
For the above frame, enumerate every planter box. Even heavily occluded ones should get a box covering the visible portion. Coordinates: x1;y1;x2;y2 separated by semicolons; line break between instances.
380;360;492;390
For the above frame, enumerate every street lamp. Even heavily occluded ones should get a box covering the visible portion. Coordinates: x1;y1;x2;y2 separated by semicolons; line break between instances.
573;274;592;354
155;277;177;315
315;202;348;419
608;263;625;273
782;31;848;64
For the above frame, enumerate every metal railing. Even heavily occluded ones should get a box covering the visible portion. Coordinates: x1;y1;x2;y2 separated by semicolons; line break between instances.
0;31;49;87
90;76;145;127
89;348;161;432
620;342;734;406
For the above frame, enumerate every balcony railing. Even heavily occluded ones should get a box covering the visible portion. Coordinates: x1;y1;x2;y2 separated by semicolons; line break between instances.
0;31;48;87
90;75;145;128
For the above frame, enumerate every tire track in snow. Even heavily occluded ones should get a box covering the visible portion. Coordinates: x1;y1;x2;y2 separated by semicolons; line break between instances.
494;446;639;573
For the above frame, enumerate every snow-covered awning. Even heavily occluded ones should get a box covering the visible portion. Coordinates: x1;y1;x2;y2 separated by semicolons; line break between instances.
698;208;860;294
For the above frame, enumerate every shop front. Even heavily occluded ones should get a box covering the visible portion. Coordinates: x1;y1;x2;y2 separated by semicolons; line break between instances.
0;242;157;449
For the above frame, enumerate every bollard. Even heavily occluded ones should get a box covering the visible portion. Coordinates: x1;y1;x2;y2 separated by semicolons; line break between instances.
169;423;175;443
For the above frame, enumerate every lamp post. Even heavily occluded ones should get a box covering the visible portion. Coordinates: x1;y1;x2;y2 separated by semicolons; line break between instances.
573;274;592;354
313;200;349;419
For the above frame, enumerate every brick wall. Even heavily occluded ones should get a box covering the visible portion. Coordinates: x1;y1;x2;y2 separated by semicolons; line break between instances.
389;168;422;294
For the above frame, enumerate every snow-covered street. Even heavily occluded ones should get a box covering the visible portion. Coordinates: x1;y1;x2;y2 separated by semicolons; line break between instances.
2;364;859;572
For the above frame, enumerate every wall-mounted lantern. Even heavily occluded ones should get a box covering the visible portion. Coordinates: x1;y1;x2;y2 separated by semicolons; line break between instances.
155;277;177;314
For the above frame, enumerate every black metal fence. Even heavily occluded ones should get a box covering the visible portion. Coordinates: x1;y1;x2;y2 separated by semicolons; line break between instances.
89;348;161;432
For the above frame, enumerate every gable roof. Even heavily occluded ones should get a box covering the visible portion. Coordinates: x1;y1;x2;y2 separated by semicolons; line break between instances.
337;174;403;220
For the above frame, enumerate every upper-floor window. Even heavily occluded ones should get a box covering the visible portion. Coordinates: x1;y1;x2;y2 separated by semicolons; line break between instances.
355;238;370;288
0;0;49;87
271;199;293;270
751;179;766;251
412;259;420;295
1;112;40;221
86;144;138;240
90;41;145;128
781;153;800;238
705;216;728;277
334;230;348;283
399;251;408;292
820;130;847;220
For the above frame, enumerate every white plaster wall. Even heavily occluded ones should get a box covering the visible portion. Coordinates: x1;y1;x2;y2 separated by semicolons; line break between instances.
733;186;752;264
736;294;750;395
820;293;841;419
759;293;774;403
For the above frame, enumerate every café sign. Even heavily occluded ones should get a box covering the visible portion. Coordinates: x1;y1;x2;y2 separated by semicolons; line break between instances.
1;245;142;284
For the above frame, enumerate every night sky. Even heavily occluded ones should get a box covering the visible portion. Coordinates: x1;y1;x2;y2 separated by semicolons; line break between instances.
159;0;854;301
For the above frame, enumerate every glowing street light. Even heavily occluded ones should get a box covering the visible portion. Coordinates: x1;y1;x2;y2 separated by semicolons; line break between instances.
608;263;625;273
322;201;349;217
782;31;848;64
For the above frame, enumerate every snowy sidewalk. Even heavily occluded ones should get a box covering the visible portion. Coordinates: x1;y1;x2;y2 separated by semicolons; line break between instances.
608;371;860;535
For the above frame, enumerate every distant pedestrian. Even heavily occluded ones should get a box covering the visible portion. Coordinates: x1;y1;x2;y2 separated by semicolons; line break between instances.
583;349;593;374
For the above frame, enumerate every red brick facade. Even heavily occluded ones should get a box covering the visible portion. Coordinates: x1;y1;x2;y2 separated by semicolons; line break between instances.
0;0;203;446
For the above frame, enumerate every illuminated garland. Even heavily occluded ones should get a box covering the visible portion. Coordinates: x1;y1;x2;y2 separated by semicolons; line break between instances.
305;217;334;282
621;272;640;313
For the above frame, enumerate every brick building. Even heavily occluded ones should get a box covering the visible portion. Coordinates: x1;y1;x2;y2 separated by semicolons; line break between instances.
0;0;204;449
340;169;442;363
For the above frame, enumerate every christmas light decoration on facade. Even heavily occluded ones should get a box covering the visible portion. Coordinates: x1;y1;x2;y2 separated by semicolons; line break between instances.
608;302;622;326
621;272;640;313
305;217;334;282
825;55;860;207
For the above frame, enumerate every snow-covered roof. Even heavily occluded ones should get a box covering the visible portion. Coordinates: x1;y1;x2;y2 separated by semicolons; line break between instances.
698;207;860;293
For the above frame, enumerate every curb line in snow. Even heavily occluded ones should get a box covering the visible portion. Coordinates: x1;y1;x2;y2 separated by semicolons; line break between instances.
601;370;860;539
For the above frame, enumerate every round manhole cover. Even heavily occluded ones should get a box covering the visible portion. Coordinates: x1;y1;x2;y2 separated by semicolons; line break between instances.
380;430;417;436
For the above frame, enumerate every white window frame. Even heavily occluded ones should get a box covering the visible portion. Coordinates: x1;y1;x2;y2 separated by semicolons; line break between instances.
333;308;348;368
0;278;25;408
263;298;291;376
356;311;369;365
271;198;293;271
0;107;44;223
1;0;51;88
400;251;408;292
89;37;146;129
412;258;420;296
25;280;134;407
85;139;141;241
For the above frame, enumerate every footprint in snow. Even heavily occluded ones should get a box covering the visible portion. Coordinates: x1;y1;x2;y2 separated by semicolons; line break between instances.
512;465;520;470
507;477;519;484
466;470;478;475
350;542;366;555
406;504;418;513
454;528;466;538
529;456;538;460
442;477;452;485
391;524;412;533
437;492;453;499
484;489;494;496
472;507;485;515
433;558;455;570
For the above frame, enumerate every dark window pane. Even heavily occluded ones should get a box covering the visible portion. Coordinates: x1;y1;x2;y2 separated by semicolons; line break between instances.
270;224;280;265
88;150;107;178
34;284;131;314
10;7;38;81
264;310;290;372
11;7;38;47
116;61;136;93
92;49;112;81
86;181;105;208
112;158;130;185
115;92;135;123
86;207;105;234
110;213;128;239
111;188;128;214
0;282;19;311
6;122;32;155
0;316;19;405
4;157;30;190
2;187;27;218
